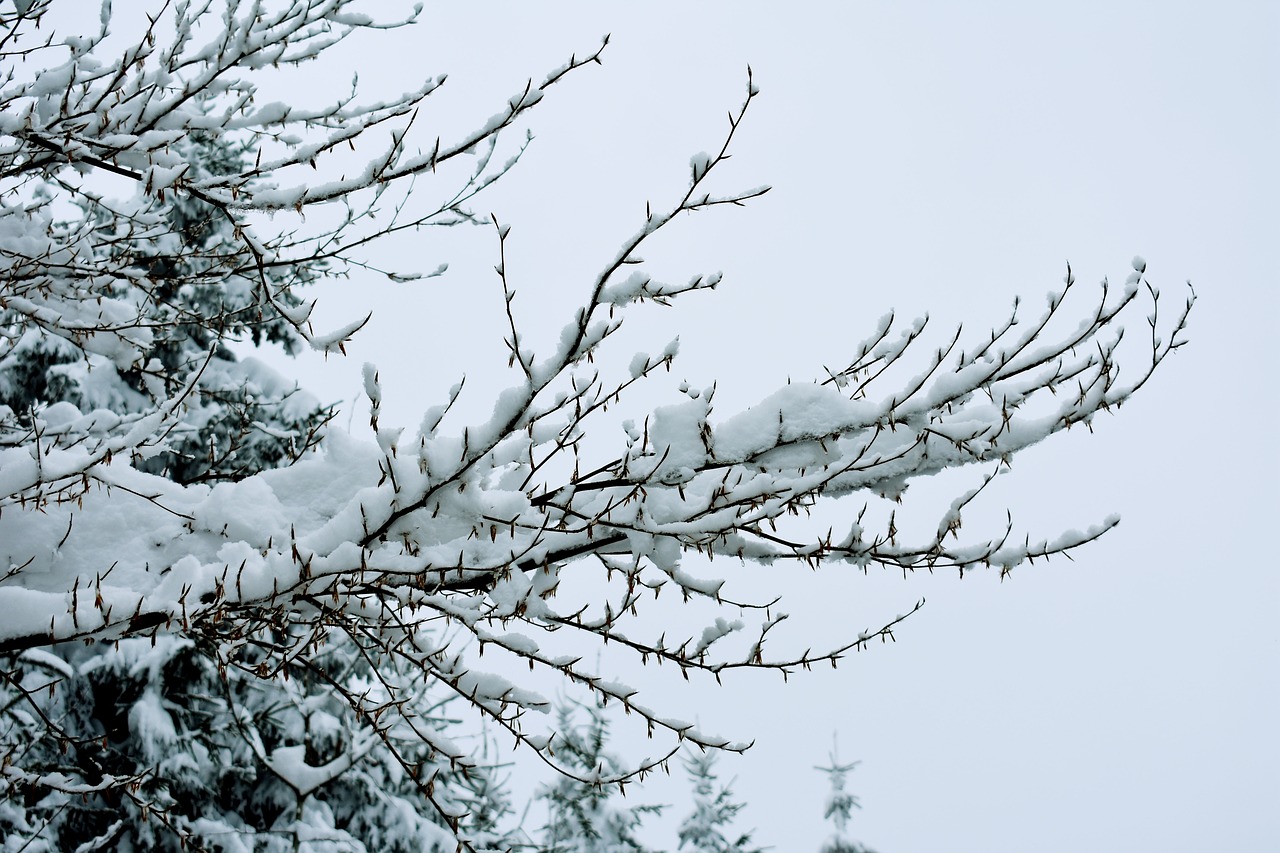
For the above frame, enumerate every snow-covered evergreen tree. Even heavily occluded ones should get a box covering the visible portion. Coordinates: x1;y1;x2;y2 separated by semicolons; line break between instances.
815;742;876;853
0;64;518;853
458;744;527;853
0;96;332;486
538;698;663;853
677;750;764;853
1;632;524;851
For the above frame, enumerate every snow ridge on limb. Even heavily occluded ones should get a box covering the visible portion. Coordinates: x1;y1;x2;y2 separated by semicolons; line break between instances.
0;3;1194;849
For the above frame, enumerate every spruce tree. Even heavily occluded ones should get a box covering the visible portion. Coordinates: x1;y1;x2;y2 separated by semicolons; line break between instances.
538;698;662;853
677;750;764;853
815;742;876;853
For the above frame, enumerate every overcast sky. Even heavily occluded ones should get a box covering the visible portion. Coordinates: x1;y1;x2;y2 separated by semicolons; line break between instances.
74;1;1279;849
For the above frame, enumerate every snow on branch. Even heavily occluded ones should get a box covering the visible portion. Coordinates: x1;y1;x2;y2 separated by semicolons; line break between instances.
0;3;1194;849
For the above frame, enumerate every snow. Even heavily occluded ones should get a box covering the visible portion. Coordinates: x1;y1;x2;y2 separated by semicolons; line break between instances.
37;401;83;428
633;399;708;481
690;151;713;179
17;648;73;679
128;686;178;762
194;478;290;546
694;617;744;655
629;350;650;379
477;628;540;656
143;163;189;191
714;383;876;462
309;314;372;354
600;270;651;304
264;744;364;798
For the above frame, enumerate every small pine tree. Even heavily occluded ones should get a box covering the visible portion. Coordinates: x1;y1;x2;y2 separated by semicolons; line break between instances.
538;698;662;853
815;740;876;853
677;750;765;853
459;736;527;852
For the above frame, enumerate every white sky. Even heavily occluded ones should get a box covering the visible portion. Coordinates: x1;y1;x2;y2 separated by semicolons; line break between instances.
55;2;1280;850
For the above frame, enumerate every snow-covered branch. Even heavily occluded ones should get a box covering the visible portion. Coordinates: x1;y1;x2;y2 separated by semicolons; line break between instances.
0;3;1193;850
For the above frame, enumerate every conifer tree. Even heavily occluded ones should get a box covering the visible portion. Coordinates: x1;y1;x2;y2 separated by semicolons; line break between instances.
538;698;663;853
815;742;876;853
0;96;332;485
3;634;522;851
0;92;518;853
677;750;764;853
